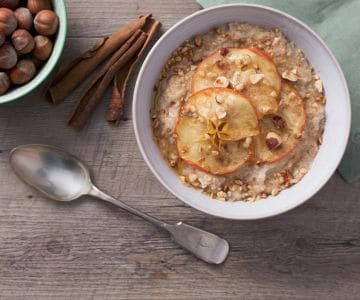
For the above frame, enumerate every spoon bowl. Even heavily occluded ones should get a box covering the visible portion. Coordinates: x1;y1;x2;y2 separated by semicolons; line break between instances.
10;144;91;201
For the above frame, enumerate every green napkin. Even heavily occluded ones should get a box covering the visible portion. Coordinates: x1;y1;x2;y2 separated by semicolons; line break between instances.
197;0;360;182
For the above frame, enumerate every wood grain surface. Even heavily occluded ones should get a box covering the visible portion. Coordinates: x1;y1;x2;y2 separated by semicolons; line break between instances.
0;0;359;299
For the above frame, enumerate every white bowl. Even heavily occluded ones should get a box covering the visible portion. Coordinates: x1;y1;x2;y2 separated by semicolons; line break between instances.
133;4;351;220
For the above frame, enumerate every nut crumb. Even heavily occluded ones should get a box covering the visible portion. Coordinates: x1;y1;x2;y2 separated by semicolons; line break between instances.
194;36;202;47
243;137;252;148
215;107;227;119
189;173;198;182
270;90;277;97
214;76;230;88
282;70;298;82
314;79;323;93
249;73;265;84
212;150;220;156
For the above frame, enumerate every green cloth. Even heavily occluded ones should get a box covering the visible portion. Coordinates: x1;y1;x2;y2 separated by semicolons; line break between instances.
197;0;360;182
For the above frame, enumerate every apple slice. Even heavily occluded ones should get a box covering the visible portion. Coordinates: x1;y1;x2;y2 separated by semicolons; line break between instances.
192;47;281;116
251;82;306;163
175;88;259;175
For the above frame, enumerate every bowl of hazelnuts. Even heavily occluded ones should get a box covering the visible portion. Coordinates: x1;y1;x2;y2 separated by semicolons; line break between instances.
0;0;66;103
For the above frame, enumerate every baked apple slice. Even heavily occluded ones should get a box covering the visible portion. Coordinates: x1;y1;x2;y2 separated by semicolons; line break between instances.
251;82;306;163
192;47;281;116
175;88;259;175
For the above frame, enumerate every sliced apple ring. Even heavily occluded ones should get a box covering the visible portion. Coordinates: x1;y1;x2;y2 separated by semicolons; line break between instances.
251;82;306;163
192;47;281;117
175;88;259;175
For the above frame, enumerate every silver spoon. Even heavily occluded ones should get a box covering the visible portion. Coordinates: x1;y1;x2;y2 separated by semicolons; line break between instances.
9;144;229;264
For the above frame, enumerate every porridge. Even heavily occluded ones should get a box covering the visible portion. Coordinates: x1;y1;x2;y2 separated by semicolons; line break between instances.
151;23;326;201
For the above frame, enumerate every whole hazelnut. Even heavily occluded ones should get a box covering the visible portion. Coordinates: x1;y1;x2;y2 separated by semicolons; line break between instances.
32;35;52;60
9;59;36;84
0;0;20;10
11;29;35;54
0;72;11;95
34;10;58;36
27;0;51;14
0;8;17;36
0;42;17;69
0;32;5;46
14;7;33;30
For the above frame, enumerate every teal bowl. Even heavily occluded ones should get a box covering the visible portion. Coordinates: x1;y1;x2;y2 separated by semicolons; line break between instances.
0;0;67;104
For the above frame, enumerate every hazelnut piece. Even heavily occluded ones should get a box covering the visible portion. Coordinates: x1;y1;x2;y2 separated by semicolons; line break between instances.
249;73;265;84
265;132;282;150
11;29;35;54
0;42;17;69
34;10;59;36
0;0;20;10
27;0;51;14
0;71;11;95
9;59;36;84
272;115;286;129
219;47;229;56
32;35;53;60
214;76;229;88
194;36;202;47
14;7;33;30
0;8;17;36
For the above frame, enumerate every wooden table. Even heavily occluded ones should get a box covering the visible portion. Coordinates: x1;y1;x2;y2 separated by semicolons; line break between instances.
1;1;359;299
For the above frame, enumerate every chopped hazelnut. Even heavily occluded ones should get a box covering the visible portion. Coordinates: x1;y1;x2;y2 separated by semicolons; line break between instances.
314;79;323;93
243;137;252;148
215;107;227;119
249;73;264;84
206;71;218;78
272;37;281;45
189;173;198;182
214;76;229;88
265;132;282;149
215;59;226;69
219;47;229;56
282;70;298;82
270;90;277;97
194;36;202;47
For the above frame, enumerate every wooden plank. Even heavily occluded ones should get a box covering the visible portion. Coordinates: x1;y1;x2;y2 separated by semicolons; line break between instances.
0;0;359;299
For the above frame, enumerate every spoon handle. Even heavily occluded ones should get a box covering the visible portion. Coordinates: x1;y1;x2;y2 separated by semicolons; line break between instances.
88;185;168;229
88;185;229;264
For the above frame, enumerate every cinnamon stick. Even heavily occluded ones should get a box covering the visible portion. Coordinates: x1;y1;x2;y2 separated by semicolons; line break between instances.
47;14;151;104
68;32;148;130
107;18;161;123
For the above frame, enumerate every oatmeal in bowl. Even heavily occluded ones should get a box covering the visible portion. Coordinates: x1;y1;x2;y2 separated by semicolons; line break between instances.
133;4;350;219
152;23;325;202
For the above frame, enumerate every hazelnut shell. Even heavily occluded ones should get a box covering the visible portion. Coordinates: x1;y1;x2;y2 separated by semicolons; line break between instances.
34;10;59;36
0;42;17;69
32;35;53;60
0;0;20;10
27;0;51;14
14;7;33;30
0;7;17;36
11;29;35;54
0;71;11;95
9;59;36;84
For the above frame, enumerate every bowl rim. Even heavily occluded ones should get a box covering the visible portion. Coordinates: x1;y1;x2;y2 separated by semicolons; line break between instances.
133;3;351;220
0;0;68;104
